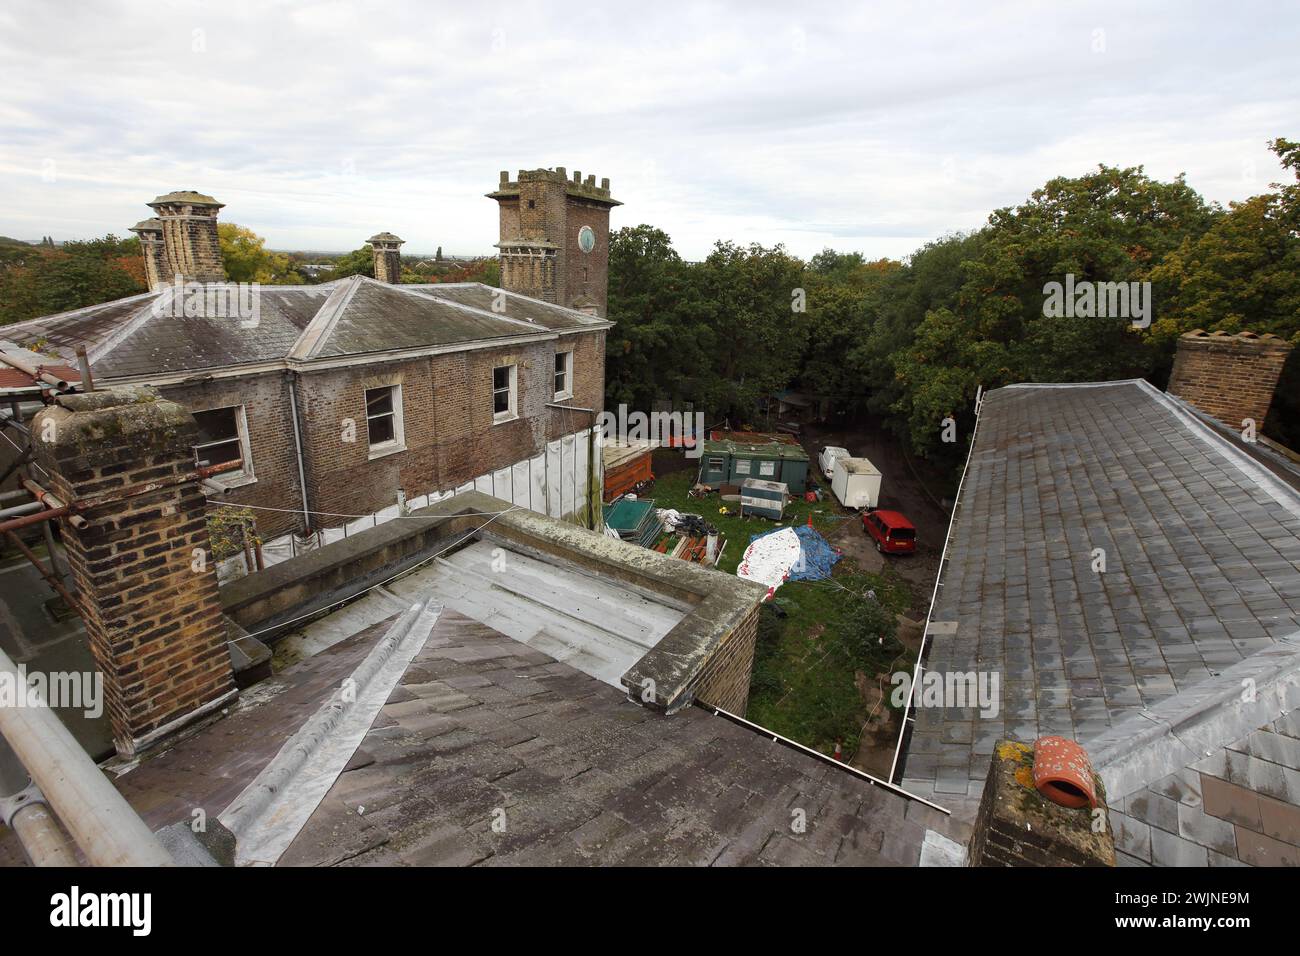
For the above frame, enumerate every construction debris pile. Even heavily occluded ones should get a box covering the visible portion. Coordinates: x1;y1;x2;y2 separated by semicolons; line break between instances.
601;497;662;549
653;508;722;566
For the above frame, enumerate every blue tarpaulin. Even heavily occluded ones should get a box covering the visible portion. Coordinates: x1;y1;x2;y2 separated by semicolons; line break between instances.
746;524;841;583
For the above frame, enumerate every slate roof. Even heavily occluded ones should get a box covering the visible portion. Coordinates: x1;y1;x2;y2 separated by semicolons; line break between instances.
0;606;934;867
281;610;930;866
0;277;609;381
900;380;1300;832
1106;676;1300;867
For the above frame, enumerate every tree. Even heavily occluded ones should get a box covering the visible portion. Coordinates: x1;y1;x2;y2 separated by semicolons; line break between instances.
604;224;710;411
690;240;808;419
218;224;298;284
0;235;146;325
882;164;1216;458
325;245;375;280
1147;138;1300;445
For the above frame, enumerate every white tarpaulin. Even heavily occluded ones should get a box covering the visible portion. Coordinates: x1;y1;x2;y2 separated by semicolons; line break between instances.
736;527;803;597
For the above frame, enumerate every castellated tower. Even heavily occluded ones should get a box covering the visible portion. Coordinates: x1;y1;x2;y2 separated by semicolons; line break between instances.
146;190;226;284
368;232;405;283
488;167;621;316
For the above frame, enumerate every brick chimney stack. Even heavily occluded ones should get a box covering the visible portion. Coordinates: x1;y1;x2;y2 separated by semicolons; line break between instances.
31;387;237;757
488;167;621;316
146;190;226;284
367;232;405;284
1167;330;1294;432
128;218;167;291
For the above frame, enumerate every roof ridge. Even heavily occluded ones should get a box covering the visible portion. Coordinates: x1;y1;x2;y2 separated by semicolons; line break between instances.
1087;633;1300;801
85;289;175;365
288;275;365;361
0;288;162;333
1133;378;1300;521
396;282;555;333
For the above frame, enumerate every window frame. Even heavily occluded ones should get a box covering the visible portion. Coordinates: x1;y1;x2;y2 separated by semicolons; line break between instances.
364;383;405;458
192;404;254;487
553;349;574;400
492;364;518;424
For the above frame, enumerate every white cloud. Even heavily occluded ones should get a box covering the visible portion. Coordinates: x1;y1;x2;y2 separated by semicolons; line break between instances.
0;0;1296;259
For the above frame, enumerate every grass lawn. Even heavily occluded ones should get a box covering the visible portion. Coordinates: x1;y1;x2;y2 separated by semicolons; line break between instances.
640;467;917;757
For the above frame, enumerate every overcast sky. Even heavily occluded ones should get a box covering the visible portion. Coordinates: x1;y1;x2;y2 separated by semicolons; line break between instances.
1;1;1297;261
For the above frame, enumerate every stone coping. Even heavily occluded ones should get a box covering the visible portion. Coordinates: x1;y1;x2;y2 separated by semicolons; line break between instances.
220;490;766;713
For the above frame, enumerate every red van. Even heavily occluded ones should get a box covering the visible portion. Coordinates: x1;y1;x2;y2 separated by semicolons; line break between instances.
861;509;916;554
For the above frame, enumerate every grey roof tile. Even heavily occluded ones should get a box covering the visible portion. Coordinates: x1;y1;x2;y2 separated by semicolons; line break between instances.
903;380;1300;807
1;277;609;381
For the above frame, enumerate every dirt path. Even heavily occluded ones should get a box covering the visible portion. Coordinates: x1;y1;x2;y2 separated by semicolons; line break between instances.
797;419;950;619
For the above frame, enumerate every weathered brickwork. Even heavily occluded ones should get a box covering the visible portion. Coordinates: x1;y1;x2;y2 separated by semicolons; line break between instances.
295;330;606;527
692;605;760;715
147;191;226;284
139;329;605;542
159;372;304;539
368;232;404;284
967;741;1115;867
1167;330;1293;430
30;387;236;757
128;218;167;290
490;168;619;316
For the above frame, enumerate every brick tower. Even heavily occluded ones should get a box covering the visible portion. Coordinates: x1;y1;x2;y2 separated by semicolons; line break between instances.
147;190;226;284
367;232;405;283
488;167;621;316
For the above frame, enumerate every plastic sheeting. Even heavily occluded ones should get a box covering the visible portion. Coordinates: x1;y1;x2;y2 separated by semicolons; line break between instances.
736;527;802;596
787;525;842;582
229;425;601;580
736;524;841;597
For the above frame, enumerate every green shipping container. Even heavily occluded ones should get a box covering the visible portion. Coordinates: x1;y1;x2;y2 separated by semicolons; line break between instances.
696;440;809;494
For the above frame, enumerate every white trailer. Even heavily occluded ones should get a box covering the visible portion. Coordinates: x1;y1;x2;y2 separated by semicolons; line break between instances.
831;456;882;509
818;445;850;480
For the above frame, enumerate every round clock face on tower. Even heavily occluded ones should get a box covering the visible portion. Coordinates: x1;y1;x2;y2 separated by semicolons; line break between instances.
578;225;596;254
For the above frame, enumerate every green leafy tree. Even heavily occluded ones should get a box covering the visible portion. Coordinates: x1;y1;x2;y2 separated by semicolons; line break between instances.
218;224;299;284
325;245;375;280
0;235;145;325
605;224;712;411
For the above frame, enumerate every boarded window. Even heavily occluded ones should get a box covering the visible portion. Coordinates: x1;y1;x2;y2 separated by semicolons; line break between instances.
759;461;776;476
735;459;751;475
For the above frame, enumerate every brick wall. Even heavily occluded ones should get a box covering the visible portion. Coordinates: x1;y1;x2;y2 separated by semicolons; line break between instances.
1167;330;1293;430
493;168;618;316
693;605;760;714
160;372;305;539
150;197;225;283
30;387;236;756
564;197;611;316
295;330;606;528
